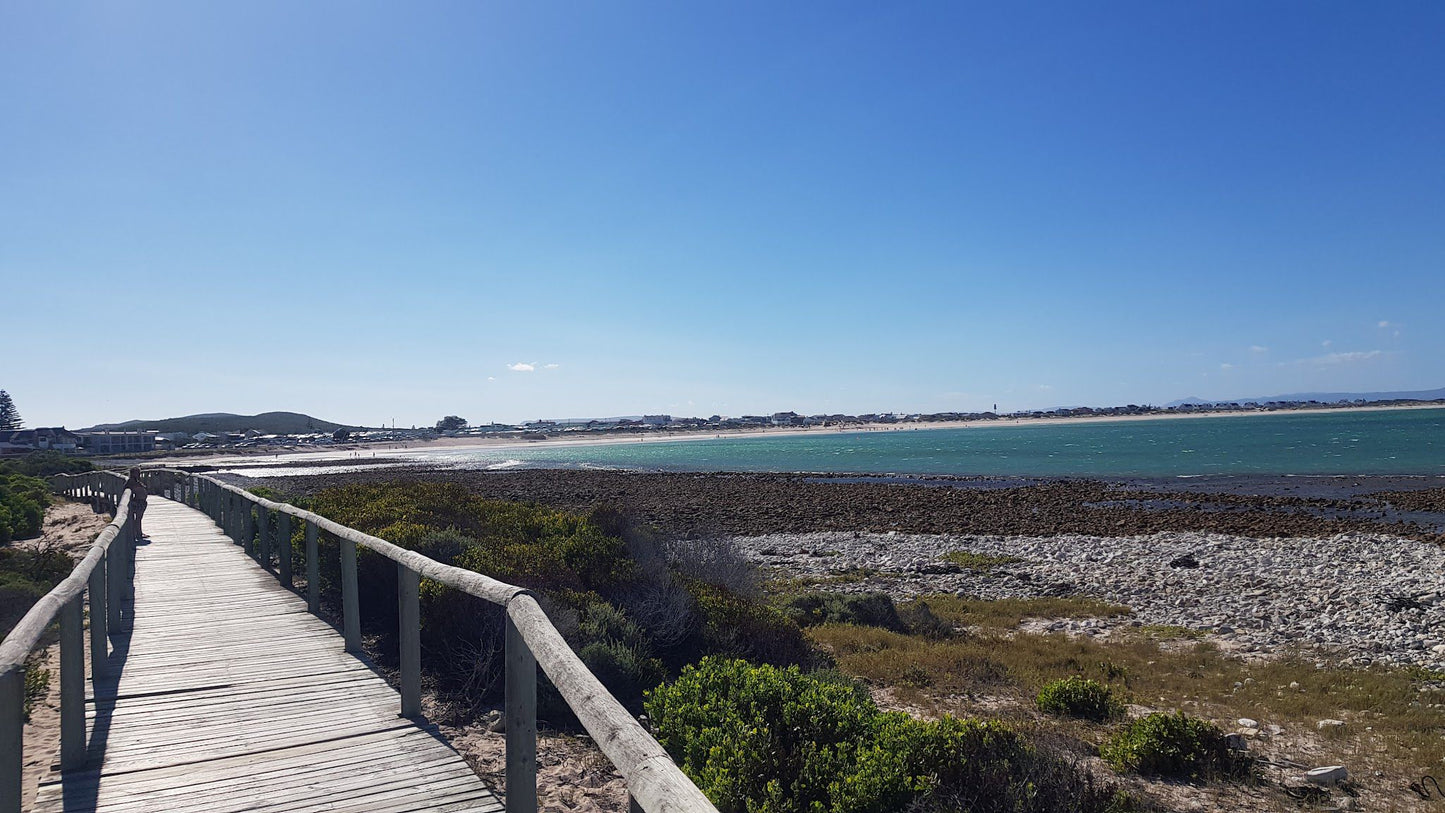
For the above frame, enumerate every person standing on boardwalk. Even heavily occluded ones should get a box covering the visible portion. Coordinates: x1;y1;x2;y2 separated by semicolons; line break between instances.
125;467;149;538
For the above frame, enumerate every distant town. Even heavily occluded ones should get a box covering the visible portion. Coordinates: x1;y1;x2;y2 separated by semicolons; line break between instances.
2;394;1441;458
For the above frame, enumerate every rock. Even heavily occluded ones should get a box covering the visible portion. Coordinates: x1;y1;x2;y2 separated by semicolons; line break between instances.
1224;733;1248;751
1289;681;1301;691
1237;717;1259;729
488;712;507;733
1169;553;1200;569
1303;765;1348;786
1316;718;1346;731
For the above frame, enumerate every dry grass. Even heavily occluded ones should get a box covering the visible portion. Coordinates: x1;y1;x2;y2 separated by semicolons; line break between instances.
808;595;1445;811
762;567;892;594
911;593;1132;629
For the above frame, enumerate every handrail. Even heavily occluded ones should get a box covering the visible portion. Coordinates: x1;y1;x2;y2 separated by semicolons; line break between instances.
1;470;137;813
151;469;716;813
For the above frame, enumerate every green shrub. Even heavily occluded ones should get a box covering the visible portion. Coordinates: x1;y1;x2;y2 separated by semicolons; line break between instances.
646;657;881;813
646;657;1127;813
1101;711;1247;779
0;451;92;478
579;640;666;713
0;545;74;636
784;592;907;633
896;600;956;640
686;581;823;670
306;483;820;714
1037;676;1122;722
0;473;49;543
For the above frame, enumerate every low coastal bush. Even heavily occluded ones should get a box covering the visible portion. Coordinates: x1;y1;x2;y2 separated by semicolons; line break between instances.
940;550;1021;571
0;544;73;635
0;451;92;479
646;657;1131;813
1036;676;1123;721
302;482;818;713
1100;711;1246;779
784;591;907;632
784;592;957;640
0;473;49;543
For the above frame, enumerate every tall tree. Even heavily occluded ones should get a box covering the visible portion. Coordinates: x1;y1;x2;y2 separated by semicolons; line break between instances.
0;390;21;430
435;415;467;432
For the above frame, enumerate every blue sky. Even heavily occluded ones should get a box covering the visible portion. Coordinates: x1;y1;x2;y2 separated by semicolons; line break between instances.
3;1;1443;428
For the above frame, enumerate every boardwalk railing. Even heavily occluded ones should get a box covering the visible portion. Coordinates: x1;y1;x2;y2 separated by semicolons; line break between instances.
5;469;717;813
0;471;136;813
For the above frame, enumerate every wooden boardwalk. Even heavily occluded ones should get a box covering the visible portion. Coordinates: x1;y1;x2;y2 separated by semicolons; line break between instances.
32;497;502;813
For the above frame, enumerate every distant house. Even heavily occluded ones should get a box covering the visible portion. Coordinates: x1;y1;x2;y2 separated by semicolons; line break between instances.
77;430;156;455
0;427;82;456
770;412;800;427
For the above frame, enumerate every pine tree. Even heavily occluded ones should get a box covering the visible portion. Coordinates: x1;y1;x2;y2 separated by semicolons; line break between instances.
0;390;20;430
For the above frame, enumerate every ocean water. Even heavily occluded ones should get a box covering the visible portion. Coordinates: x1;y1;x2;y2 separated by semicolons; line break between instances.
385;407;1445;478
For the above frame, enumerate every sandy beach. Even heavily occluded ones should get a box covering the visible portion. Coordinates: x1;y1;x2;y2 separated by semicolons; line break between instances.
150;402;1445;471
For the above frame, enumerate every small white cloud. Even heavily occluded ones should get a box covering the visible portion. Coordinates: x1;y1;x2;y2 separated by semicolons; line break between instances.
1302;350;1384;366
544;363;560;369
1322;339;1333;348
1394;330;1401;338
1378;320;1393;328
487;376;496;381
1037;384;1054;391
1249;345;1268;354
1219;363;1235;371
507;362;536;372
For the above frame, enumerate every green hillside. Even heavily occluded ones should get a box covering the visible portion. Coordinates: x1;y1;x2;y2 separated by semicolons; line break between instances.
81;412;363;435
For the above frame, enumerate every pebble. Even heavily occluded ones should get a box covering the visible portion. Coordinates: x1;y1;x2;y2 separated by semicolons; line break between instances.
1304;765;1348;786
731;528;1445;668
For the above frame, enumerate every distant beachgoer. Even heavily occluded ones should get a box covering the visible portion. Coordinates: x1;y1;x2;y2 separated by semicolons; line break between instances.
125;467;149;538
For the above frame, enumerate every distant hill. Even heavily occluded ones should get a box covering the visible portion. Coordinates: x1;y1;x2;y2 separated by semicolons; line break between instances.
1166;387;1445;408
81;412;362;435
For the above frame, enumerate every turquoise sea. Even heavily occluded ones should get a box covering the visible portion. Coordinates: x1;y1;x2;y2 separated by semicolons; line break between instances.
384;407;1445;478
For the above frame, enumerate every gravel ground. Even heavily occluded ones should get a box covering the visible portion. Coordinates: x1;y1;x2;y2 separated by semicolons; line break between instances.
734;528;1445;668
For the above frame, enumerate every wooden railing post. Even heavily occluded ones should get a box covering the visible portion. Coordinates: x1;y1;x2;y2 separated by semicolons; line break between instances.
505;609;537;813
256;505;270;569
1;668;22;813
123;513;136;609
89;556;107;678
241;499;255;553
106;521;125;633
305;520;319;613
398;564;421;717
278;512;293;587
59;595;84;770
340;538;361;653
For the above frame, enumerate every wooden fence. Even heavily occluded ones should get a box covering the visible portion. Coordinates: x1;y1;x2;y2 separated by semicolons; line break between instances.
0;470;716;813
0;471;135;813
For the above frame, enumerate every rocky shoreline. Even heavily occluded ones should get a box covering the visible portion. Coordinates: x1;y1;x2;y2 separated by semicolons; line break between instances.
734;528;1445;669
246;468;1445;542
